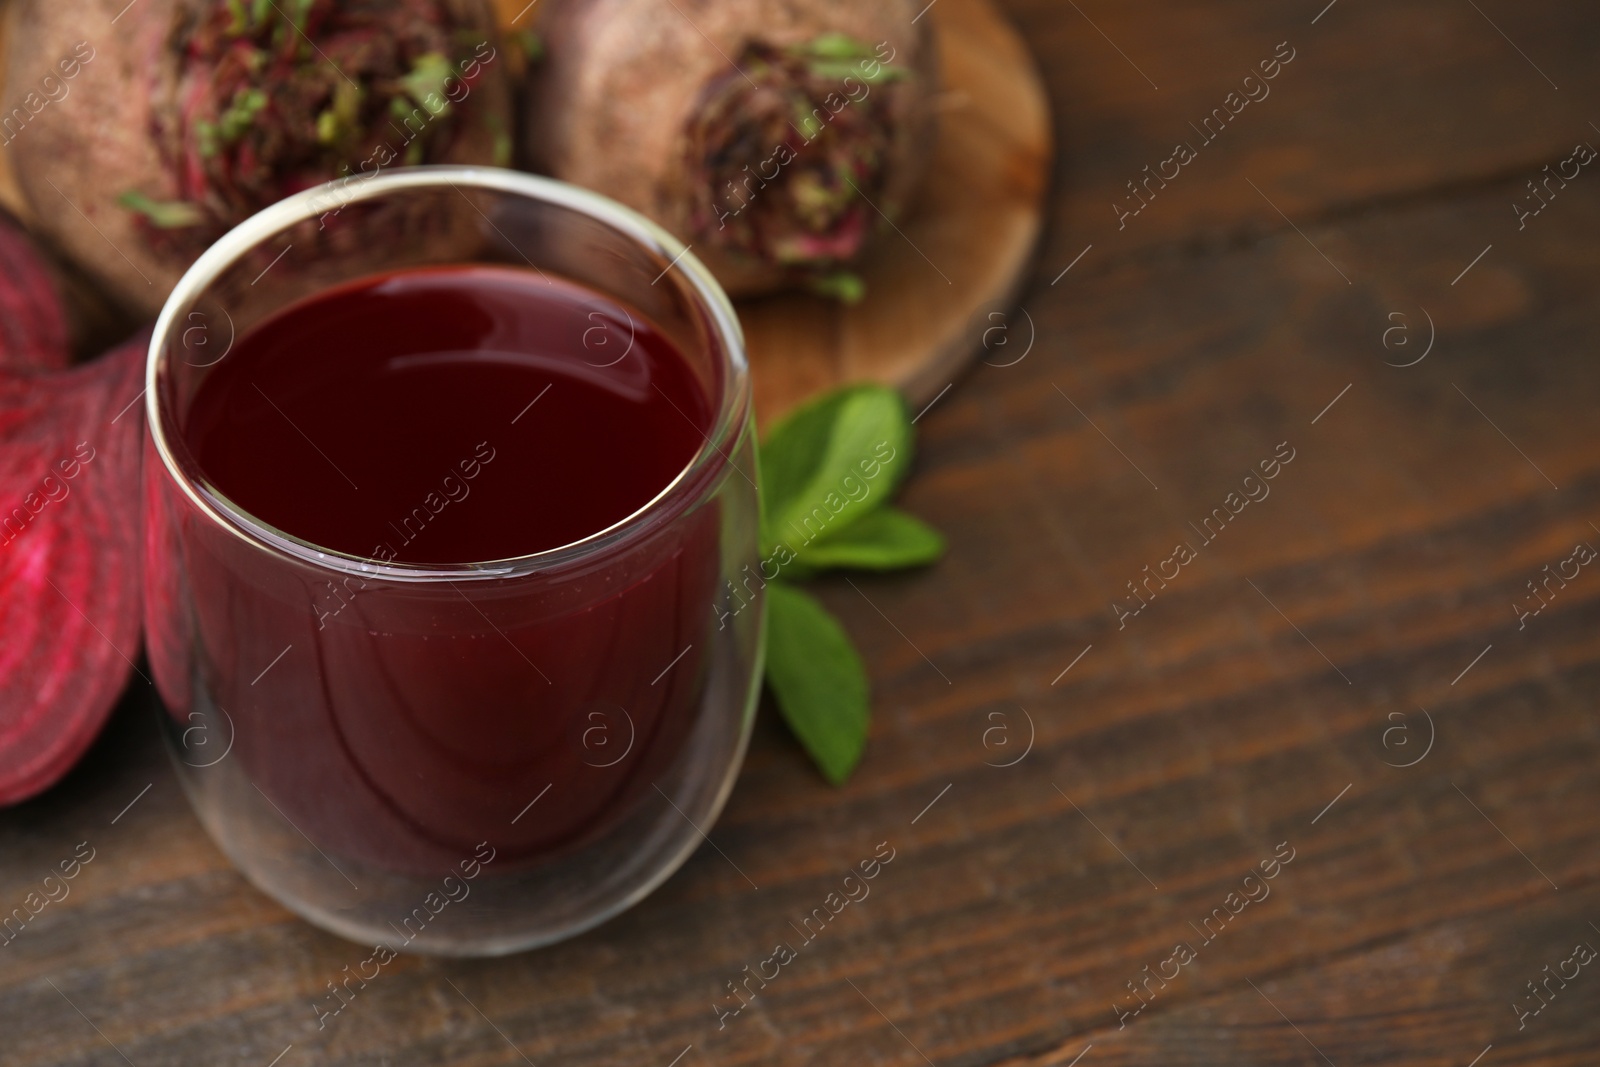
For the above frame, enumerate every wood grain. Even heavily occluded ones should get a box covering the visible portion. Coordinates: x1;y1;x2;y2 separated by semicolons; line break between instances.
4;2;1600;1067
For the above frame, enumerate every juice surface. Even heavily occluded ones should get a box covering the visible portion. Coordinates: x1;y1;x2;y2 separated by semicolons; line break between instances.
185;265;711;563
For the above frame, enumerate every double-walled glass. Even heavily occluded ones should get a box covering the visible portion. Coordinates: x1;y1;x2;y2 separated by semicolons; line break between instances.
143;168;763;956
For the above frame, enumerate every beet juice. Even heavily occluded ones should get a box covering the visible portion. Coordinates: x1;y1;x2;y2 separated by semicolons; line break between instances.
184;267;709;563
171;266;723;872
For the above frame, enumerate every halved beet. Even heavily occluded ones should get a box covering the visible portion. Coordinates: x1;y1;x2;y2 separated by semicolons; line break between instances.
0;214;70;374
0;332;146;804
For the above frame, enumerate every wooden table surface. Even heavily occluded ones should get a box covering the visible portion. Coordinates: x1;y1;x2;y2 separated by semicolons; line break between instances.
6;2;1600;1065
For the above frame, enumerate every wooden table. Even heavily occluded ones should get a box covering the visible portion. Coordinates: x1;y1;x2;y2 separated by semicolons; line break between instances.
6;2;1600;1064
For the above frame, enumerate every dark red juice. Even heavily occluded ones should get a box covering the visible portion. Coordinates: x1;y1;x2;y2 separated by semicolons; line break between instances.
176;266;723;871
185;266;709;563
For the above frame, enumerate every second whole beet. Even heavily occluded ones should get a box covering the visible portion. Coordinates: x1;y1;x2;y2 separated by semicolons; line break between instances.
525;0;939;300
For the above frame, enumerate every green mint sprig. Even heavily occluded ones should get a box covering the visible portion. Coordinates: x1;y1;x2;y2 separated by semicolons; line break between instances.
757;384;945;785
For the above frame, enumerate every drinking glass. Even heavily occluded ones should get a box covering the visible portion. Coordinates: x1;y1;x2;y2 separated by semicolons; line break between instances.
143;168;763;956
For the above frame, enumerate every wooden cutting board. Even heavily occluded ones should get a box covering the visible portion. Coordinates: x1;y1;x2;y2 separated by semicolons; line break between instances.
1;0;1051;423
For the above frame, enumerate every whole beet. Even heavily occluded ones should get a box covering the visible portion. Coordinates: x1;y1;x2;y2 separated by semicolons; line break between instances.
3;0;514;316
526;0;938;299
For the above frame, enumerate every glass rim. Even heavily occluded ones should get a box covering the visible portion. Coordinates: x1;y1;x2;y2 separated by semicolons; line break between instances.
145;166;750;583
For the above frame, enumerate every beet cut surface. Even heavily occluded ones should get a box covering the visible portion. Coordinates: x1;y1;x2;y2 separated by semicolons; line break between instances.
0;332;146;805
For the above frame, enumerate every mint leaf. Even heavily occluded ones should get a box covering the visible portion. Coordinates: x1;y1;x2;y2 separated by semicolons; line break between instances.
795;508;944;571
760;385;912;556
764;582;869;785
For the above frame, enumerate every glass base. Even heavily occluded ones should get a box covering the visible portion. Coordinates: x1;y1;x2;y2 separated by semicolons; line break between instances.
157;608;762;957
